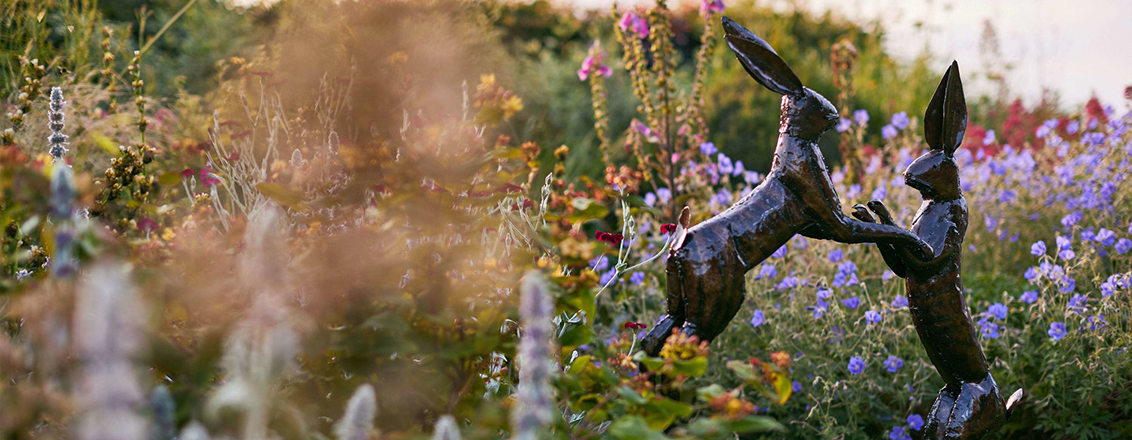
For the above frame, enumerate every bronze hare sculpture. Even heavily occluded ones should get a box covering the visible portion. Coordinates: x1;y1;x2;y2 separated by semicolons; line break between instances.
852;62;1023;439
641;17;932;355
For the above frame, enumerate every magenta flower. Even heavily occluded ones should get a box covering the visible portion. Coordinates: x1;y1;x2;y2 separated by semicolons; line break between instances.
700;0;725;16
137;217;159;233
577;44;612;81
200;165;222;187
630;118;659;142
619;12;649;38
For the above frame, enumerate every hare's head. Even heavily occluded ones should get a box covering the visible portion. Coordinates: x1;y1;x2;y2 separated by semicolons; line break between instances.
904;61;966;201
722;16;838;141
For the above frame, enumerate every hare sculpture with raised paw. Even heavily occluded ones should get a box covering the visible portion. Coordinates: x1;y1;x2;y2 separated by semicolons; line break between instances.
852;61;1024;439
641;17;933;356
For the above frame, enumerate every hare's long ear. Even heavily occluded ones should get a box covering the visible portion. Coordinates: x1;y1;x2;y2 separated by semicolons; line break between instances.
924;61;967;156
722;16;803;96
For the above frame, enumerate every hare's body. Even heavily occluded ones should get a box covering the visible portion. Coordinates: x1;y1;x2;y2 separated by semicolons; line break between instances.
642;17;933;355
854;62;1021;439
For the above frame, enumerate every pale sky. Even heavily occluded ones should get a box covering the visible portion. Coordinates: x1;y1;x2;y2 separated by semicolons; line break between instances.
558;0;1132;108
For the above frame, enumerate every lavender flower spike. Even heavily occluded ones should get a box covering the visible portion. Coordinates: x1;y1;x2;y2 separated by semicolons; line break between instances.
335;384;378;440
48;87;69;159
433;415;462;440
512;271;557;440
75;260;148;440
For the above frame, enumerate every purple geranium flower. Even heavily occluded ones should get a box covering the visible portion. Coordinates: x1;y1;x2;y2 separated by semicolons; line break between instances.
884;355;903;373
841;296;861;310
908;414;924;431
751;310;765;327
854;109;869;126
891;111;910;129
847;355;865;375
1048;321;1066;340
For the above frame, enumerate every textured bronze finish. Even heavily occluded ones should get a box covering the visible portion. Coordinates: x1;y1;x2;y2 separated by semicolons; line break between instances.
852;62;1021;439
641;17;932;355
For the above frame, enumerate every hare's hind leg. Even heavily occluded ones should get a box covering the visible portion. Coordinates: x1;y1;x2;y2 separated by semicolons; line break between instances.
676;246;746;347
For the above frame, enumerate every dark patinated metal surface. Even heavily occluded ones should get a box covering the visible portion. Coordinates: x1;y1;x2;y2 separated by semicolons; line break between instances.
851;62;1021;439
641;16;933;355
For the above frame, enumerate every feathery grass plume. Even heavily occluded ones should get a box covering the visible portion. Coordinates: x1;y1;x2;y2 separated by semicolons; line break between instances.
432;415;462;440
150;385;177;440
179;421;211;440
47;87;69;159
239;204;290;295
206;204;299;439
511;271;557;440
74;260;147;440
333;384;377;440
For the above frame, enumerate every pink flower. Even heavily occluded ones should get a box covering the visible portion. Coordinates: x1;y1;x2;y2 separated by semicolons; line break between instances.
578;44;612;81
200;165;222;187
700;0;725;16
619;12;649;38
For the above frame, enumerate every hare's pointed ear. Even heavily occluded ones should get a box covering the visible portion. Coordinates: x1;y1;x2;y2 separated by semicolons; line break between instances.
722;16;803;96
924;61;967;156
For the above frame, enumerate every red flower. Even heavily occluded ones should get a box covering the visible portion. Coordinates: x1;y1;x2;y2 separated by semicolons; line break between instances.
595;230;624;246
181;167;194;179
225;151;240;162
497;183;523;194
137;217;159;233
623;321;646;331
522;198;534;209
660;223;677;234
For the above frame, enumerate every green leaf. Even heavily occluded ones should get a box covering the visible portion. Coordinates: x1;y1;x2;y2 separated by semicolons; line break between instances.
697;384;728;402
607;415;670;440
255;182;305;209
616;386;648;405
672;357;708;377
158;171;183;185
565;203;608;224
568;355;592;373
557;323;593;347
89;132;120;155
726;359;755;380
725;416;784;433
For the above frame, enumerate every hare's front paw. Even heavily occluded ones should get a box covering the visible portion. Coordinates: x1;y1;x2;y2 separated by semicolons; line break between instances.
851;203;876;223
866;199;896;225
